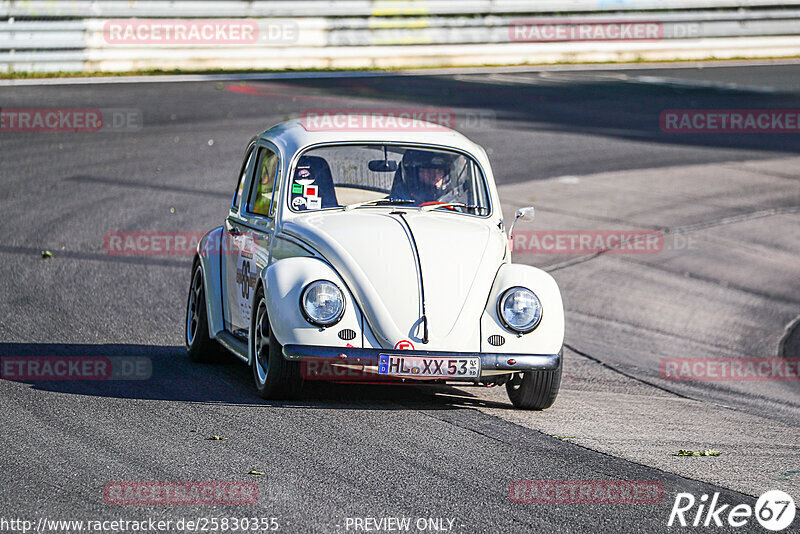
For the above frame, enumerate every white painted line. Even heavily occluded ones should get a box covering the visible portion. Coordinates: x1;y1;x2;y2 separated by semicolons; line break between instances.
624;74;779;94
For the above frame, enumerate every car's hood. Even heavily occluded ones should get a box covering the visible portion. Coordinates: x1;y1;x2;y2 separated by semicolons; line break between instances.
282;210;507;351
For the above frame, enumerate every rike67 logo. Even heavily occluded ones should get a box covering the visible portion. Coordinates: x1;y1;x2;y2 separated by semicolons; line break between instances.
668;490;796;531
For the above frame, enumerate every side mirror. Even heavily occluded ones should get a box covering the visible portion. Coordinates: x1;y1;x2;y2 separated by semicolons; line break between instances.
508;206;535;244
515;206;535;222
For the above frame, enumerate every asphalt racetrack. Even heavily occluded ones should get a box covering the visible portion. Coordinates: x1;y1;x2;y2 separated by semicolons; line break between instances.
1;61;799;533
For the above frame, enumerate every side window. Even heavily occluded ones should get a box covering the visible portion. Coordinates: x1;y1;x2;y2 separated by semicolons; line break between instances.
249;146;279;216
269;162;282;219
232;146;255;210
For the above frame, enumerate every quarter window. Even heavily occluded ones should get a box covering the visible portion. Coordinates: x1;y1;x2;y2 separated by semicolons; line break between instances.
232;146;255;210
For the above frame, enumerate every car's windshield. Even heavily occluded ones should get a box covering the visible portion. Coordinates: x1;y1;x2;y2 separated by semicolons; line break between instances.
287;144;490;215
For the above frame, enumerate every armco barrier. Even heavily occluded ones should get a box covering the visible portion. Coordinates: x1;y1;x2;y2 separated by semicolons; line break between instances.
1;1;799;72
5;1;800;17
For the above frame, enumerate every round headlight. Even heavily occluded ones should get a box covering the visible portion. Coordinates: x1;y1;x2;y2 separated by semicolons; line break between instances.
301;280;345;327
498;287;543;333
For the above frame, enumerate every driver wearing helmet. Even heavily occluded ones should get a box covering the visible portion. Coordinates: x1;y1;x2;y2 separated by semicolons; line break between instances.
391;149;453;205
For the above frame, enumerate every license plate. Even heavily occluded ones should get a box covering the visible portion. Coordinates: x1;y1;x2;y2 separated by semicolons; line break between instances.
378;355;480;378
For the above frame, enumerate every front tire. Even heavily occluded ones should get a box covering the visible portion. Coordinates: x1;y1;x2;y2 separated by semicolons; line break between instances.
185;260;223;363
505;357;562;410
250;286;303;399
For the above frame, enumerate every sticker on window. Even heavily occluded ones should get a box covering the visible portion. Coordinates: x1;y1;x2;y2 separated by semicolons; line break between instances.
291;177;319;211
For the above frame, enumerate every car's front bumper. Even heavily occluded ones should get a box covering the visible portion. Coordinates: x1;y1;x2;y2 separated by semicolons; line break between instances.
282;344;561;383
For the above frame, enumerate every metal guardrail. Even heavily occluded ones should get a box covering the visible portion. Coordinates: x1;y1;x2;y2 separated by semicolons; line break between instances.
4;0;800;17
1;1;799;72
4;12;800;49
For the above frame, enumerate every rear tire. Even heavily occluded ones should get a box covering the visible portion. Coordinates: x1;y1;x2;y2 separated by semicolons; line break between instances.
185;260;224;363
250;286;303;399
505;357;562;410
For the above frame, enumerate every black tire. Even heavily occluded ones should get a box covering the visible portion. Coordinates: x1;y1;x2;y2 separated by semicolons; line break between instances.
250;286;303;399
185;259;224;363
505;357;562;410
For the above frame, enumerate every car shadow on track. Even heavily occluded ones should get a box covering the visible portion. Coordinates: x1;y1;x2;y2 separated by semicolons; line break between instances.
0;342;512;410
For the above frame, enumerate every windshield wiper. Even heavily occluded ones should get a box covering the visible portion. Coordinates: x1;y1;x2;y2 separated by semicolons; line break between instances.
420;202;485;213
344;198;415;211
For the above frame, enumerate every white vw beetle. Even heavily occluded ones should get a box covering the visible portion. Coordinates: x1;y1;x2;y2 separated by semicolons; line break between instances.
185;116;565;409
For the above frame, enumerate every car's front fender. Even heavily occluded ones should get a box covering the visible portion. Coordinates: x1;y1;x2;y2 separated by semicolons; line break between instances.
480;263;565;355
262;257;364;349
197;226;225;338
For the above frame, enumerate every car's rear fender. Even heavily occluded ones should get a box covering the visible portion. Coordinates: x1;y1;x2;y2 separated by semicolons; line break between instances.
480;263;565;355
196;226;225;339
261;256;364;349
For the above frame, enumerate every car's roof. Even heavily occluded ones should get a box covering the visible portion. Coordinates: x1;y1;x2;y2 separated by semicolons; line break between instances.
257;116;488;159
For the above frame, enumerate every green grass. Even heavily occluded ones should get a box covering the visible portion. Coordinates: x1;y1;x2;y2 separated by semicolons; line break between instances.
674;449;722;457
